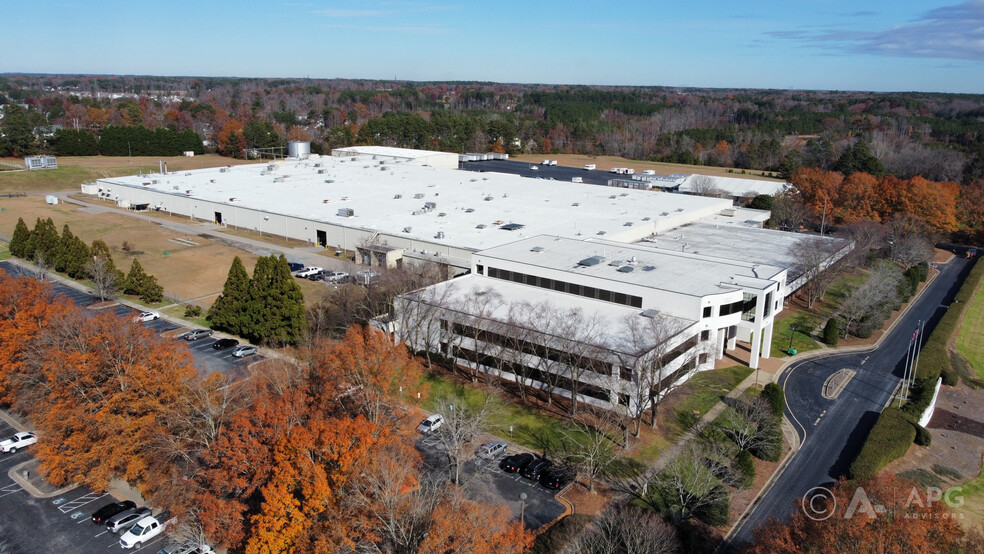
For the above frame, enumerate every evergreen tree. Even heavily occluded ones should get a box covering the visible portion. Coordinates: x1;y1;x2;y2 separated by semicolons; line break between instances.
22;217;41;260
90;239;125;283
245;254;305;345
9;217;30;258
55;225;74;272
207;256;251;335
125;259;149;296
34;217;61;263
141;274;164;304
63;235;91;279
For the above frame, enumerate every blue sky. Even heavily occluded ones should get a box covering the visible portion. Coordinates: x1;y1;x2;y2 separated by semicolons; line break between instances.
3;0;983;93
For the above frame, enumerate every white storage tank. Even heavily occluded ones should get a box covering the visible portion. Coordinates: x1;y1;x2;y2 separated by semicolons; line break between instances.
288;141;311;159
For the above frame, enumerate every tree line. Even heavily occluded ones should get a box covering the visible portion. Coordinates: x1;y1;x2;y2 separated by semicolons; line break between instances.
8;216;162;303
0;272;533;552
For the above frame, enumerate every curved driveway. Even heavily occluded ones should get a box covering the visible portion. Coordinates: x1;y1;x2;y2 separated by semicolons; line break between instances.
730;256;974;547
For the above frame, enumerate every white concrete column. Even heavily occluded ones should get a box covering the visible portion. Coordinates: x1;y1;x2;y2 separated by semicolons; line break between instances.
727;326;737;350
762;321;773;359
716;328;726;360
749;329;761;370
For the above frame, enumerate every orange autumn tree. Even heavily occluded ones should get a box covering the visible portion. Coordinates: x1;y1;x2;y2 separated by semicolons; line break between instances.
31;311;196;490
419;493;534;554
745;473;963;553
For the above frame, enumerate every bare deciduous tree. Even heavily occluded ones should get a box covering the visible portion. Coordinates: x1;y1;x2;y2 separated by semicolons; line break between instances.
841;219;886;268
838;263;902;337
790;236;848;309
33;251;51;282
770;192;810;231
688;174;723;197
85;256;121;301
562;504;679;554
886;215;935;269
716;397;780;454
558;409;620;493
432;393;496;485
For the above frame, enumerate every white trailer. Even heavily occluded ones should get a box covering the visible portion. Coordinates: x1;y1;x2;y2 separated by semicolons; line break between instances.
584;164;596;170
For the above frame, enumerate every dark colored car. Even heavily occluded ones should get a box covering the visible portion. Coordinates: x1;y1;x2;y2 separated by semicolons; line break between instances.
521;458;553;481
306;270;329;281
539;466;573;490
288;262;304;272
211;338;239;350
91;500;137;524
183;329;213;341
500;453;535;473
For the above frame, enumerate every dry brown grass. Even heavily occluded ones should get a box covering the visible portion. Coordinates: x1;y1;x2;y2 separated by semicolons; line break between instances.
512;154;783;182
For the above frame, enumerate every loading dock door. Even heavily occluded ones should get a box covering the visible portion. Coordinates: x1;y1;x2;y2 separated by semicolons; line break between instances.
214;211;223;225
317;230;327;247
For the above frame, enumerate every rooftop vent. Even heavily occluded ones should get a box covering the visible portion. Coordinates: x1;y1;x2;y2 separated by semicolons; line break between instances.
578;256;605;267
676;208;684;212
500;223;525;231
531;246;545;253
394;194;402;199
220;167;229;173
403;226;412;233
435;231;445;239
484;196;494;201
608;260;623;266
572;202;580;207
642;216;651;221
640;309;659;318
465;208;475;213
624;222;633;226
414;193;425;199
618;266;635;273
318;169;326;174
596;231;607;235
438;212;446;217
476;224;487;229
325;179;335;183
660;212;670;216
643;266;656;271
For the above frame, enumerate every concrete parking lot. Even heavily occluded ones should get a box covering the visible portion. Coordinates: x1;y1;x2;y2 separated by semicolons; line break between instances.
415;433;567;530
0;418;174;553
0;261;260;378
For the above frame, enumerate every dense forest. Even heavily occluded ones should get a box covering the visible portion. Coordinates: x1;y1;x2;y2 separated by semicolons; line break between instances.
1;74;982;185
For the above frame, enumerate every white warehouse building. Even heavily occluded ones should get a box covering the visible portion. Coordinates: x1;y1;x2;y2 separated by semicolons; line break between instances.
396;235;787;415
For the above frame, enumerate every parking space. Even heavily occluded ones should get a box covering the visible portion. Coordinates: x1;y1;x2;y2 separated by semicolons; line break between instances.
175;333;260;378
1;416;173;551
414;434;566;530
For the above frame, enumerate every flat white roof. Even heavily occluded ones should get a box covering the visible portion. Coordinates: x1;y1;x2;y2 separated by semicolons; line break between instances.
680;174;787;197
477;235;783;297
413;273;696;355
332;145;454;161
100;153;732;253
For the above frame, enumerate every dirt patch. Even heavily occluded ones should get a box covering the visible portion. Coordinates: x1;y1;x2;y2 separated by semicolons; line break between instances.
512;154;782;182
725;439;792;529
561;482;612;517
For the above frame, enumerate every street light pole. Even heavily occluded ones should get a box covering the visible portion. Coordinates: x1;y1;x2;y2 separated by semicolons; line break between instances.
520;493;527;526
787;326;796;352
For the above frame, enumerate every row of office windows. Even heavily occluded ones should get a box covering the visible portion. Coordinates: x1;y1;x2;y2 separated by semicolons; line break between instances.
483;266;644;309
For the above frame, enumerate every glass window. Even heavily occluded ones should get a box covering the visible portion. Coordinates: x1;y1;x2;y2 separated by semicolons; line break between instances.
630;296;643;308
703;306;712;318
476;264;484;275
510;271;525;284
582;286;596;299
552;279;566;292
598;289;612;302
525;273;538;286
613;292;627;305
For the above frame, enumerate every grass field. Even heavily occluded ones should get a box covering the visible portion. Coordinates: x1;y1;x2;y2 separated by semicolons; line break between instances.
0;155;254;193
667;365;754;439
956;277;984;381
771;311;823;357
511;153;783;182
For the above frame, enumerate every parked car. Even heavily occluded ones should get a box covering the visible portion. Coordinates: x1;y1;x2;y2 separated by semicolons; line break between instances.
232;345;257;358
287;262;305;272
0;431;37;453
182;329;213;341
539;466;573;490
521;458;553;481
211;338;239;350
500;453;535;473
295;267;324;278
120;515;164;549
156;542;214;554
92;500;137;524
477;440;507;460
416;414;444;434
306;269;331;281
106;506;152;533
133;311;160;322
325;271;350;283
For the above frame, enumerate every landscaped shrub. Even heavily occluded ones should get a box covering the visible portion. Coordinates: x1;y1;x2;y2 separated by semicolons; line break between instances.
184;305;203;318
822;318;840;346
849;407;916;480
914;423;932;446
695;486;730;526
762;383;786;418
916;261;929;282
734;449;755;489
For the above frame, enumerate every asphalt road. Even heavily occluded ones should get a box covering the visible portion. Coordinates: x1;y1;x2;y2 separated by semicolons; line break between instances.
729;255;974;547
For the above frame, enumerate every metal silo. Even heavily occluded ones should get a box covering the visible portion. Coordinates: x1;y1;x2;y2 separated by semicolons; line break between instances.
288;141;311;159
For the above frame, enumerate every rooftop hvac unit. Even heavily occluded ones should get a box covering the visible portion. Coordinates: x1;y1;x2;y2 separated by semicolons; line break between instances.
172;186;179;190
325;179;335;183
424;202;437;210
394;194;402;199
337;208;354;217
435;231;445;239
380;166;388;171
273;176;285;183
484;196;494;201
624;222;633;226
476;224;487;229
260;171;268;175
184;172;191;176
314;163;322;167
414;193;425;199
618;266;635;273
152;179;159;184
530;246;544;253
403;226;412;233
220;167;229;173
267;164;277;171
318;169;326;174
640;309;659;318
229;197;236;202
578;256;604;267
465;208;475;213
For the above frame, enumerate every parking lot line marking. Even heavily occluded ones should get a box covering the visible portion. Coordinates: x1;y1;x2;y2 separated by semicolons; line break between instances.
0;483;22;499
58;492;108;513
